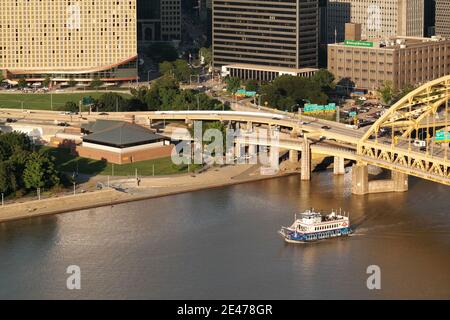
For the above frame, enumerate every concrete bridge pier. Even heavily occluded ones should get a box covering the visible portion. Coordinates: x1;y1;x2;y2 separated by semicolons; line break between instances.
352;163;409;195
235;141;243;161
248;144;257;163
351;163;369;195
270;146;280;169
392;171;409;192
301;141;311;181
289;150;299;163
333;156;345;175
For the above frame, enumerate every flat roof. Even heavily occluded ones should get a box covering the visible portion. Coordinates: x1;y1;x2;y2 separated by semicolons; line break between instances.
223;63;318;74
329;36;450;50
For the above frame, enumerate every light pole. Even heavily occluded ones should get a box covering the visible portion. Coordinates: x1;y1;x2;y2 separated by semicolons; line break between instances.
37;188;41;201
258;94;267;109
287;104;299;116
1;193;3;206
73;181;76;195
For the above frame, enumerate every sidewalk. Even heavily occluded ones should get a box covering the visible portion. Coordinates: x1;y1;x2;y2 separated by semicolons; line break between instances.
0;163;298;224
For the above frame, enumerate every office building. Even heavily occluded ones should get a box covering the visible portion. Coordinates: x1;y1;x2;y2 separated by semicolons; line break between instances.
424;0;436;37
137;0;181;44
436;0;450;38
212;0;319;74
328;34;450;92
327;0;424;43
0;0;137;83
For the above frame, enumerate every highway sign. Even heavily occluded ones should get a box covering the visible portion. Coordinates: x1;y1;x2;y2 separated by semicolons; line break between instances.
435;130;450;143
82;96;94;105
304;103;336;114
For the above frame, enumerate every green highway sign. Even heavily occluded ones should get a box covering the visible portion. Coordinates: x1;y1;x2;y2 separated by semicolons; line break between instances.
82;96;94;105
236;89;256;97
344;40;374;48
304;103;336;114
435;130;450;143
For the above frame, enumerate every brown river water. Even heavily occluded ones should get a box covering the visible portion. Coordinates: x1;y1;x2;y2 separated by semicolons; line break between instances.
0;170;449;299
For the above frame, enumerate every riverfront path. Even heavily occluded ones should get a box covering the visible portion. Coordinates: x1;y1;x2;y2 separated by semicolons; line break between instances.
0;162;310;224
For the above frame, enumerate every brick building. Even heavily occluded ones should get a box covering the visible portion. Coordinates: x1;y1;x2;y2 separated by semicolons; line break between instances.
76;120;173;164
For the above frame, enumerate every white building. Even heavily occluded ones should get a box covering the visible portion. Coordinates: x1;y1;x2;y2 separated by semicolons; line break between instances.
436;0;450;38
327;0;424;43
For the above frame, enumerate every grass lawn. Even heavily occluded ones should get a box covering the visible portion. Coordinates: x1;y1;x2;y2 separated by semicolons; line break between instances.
41;146;194;177
0;91;130;110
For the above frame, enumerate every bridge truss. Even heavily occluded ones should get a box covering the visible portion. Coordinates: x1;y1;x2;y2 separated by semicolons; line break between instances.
358;75;450;185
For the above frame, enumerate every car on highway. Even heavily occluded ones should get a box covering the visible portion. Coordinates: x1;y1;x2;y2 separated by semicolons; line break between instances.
321;125;331;130
57;122;69;127
6;118;17;123
99;112;109;116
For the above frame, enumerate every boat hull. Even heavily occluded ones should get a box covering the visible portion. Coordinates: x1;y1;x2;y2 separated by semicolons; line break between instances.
279;227;351;243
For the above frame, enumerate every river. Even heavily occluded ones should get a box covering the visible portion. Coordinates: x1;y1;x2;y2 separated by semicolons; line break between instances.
0;170;449;299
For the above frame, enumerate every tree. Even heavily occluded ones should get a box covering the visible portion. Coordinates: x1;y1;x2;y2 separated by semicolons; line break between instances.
159;61;174;77
174;59;193;83
18;79;28;89
311;69;335;92
225;77;241;94
43;76;51;88
199;47;212;66
90;77;103;89
96;93;127;112
377;81;396;104
260;75;328;111
159;59;193;83
245;79;259;92
0;131;32;155
23;152;60;190
0;161;16;195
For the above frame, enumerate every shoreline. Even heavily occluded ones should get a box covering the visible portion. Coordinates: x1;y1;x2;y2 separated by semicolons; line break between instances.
0;168;299;225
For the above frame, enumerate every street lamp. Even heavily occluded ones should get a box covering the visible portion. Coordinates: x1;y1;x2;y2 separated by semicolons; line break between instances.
287;103;299;115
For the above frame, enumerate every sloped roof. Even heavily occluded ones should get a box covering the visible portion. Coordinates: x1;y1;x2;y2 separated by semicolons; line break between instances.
82;120;164;148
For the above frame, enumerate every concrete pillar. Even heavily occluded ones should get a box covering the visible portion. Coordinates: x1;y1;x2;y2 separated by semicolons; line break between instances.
333;156;345;175
270;146;280;169
301;141;311;180
235;141;243;163
289;149;299;163
392;171;408;192
248;144;257;164
246;121;253;131
352;163;369;195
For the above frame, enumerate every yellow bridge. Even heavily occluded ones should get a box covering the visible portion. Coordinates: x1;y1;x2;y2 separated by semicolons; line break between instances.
1;76;449;194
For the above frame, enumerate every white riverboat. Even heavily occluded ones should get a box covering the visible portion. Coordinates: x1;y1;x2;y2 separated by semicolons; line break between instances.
279;209;351;243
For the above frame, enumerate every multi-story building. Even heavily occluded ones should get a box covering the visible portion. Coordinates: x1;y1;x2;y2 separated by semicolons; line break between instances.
0;0;137;83
328;35;450;92
137;0;181;44
327;0;424;43
436;0;450;38
212;0;319;75
424;0;436;37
